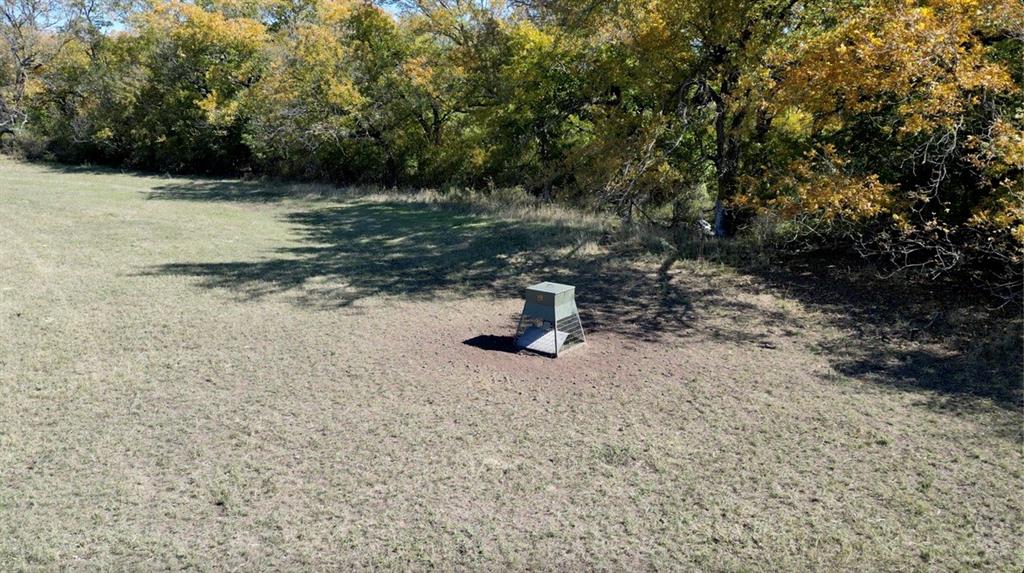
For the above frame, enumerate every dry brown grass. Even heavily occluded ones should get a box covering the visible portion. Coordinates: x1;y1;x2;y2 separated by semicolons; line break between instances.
1;157;1021;570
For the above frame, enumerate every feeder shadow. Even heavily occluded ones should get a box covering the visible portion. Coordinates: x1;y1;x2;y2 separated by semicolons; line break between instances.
463;335;521;354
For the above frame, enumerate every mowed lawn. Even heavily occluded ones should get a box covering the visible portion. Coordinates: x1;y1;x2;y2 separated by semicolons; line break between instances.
1;157;1021;570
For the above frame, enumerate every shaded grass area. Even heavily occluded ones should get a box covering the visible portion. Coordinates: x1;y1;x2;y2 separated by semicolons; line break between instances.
147;201;575;304
140;177;1023;411
2;157;1022;570
762;263;1024;413
140;197;700;341
136;172;707;344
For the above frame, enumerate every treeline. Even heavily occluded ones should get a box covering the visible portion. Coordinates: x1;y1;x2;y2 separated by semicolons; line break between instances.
2;0;1022;299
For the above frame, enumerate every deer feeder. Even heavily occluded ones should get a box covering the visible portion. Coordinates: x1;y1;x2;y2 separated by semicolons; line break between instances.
514;282;586;357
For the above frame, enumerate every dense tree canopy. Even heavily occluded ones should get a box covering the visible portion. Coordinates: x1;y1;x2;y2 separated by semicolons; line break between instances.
2;0;1021;298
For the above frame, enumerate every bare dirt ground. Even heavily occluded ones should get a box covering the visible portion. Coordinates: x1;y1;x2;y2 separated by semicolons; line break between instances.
1;157;1021;570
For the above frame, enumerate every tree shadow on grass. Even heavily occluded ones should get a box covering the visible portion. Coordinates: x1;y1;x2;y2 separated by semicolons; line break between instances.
140;197;715;342
140;180;1022;421
138;178;358;202
741;262;1024;416
29;161;360;203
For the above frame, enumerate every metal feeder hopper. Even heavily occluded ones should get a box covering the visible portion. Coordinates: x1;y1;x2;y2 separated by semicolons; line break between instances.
514;282;586;357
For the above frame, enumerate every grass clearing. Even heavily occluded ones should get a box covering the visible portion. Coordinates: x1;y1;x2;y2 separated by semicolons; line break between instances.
1;157;1021;570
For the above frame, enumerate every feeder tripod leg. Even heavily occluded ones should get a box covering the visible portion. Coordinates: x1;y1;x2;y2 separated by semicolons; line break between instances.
514;310;525;348
553;321;559;357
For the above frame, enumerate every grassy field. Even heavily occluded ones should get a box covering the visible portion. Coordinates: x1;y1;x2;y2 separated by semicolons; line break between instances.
1;156;1021;570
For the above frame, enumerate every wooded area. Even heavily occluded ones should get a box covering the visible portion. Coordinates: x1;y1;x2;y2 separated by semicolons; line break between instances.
1;0;1021;300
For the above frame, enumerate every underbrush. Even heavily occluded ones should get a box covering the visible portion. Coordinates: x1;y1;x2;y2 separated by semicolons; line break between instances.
0;131;51;162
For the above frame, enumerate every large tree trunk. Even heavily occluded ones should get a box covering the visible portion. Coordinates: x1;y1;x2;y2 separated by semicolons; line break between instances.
710;72;741;238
